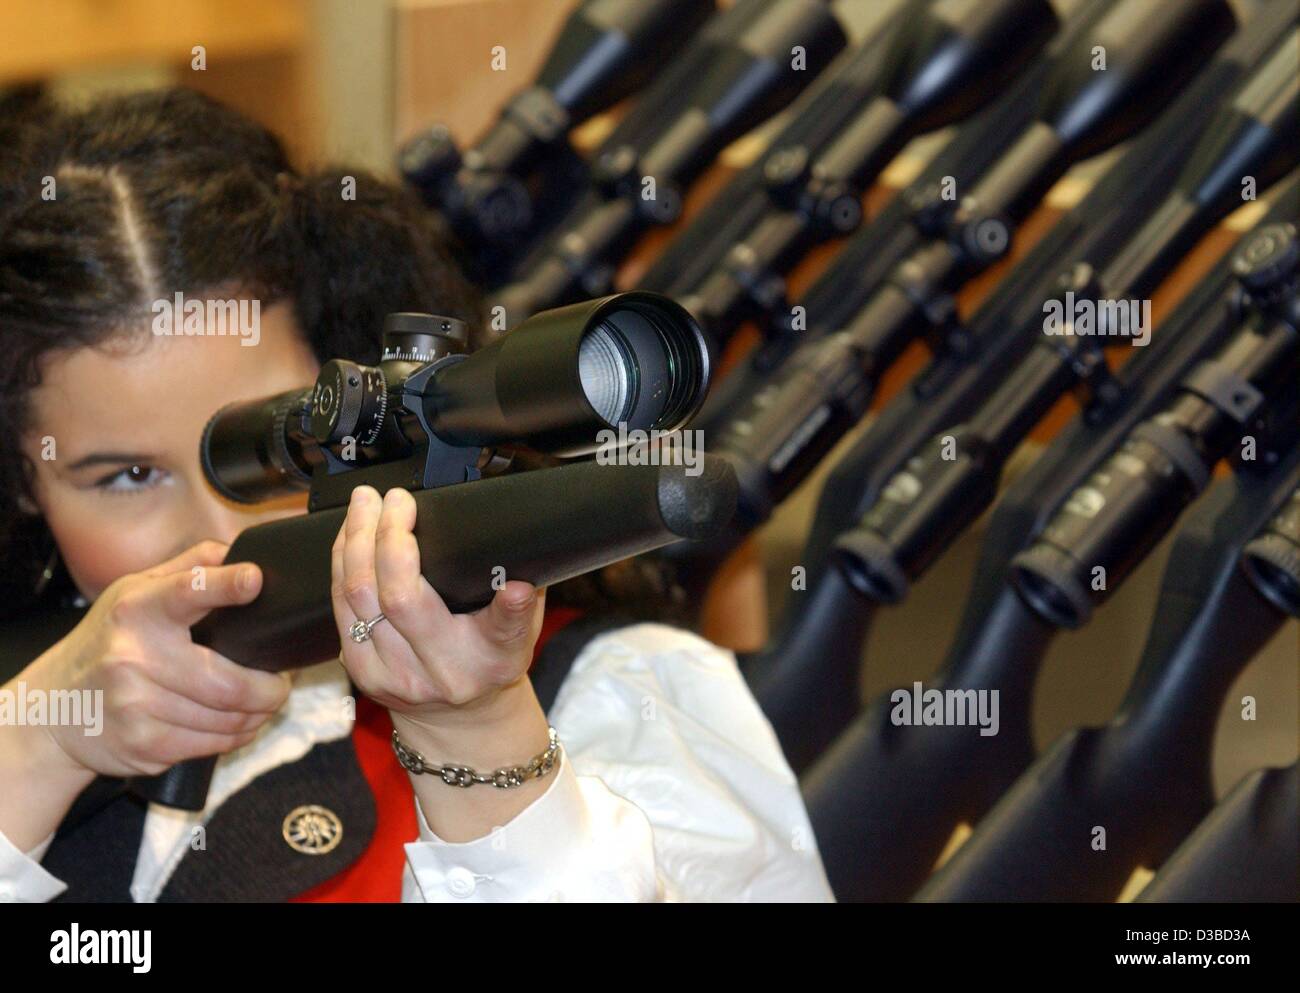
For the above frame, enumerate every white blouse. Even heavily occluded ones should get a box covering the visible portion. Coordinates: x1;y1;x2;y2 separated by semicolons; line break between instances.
0;623;833;903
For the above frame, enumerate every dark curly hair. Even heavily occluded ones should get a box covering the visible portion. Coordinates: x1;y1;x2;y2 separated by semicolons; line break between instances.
0;87;484;619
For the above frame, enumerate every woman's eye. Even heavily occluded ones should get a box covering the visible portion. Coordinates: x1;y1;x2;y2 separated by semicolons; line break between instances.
96;464;169;494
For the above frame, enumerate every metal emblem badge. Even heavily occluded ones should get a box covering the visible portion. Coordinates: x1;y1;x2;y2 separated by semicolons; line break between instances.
282;804;344;855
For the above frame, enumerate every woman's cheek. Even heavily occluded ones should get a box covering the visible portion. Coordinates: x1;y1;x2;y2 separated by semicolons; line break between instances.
48;501;179;601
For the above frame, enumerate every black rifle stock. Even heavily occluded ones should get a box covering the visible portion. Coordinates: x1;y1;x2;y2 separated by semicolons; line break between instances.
131;456;738;810
657;1;1279;634
802;185;1300;899
1136;762;1298;902
913;436;1300;902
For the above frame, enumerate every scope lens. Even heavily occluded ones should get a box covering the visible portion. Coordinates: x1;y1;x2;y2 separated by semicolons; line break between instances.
578;301;705;433
578;321;636;425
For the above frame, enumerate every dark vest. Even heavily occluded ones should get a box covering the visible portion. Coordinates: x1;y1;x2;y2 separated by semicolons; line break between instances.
3;609;628;902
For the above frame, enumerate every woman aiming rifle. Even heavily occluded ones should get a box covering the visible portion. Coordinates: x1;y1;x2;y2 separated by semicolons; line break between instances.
0;89;829;903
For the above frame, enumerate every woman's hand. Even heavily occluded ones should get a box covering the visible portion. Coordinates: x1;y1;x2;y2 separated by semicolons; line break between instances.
331;485;546;721
0;541;290;851
331;485;552;841
21;541;290;779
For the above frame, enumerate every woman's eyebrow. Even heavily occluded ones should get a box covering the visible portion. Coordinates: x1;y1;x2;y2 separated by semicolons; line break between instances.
65;452;158;472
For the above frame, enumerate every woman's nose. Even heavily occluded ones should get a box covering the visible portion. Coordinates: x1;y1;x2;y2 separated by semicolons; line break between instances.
186;496;250;548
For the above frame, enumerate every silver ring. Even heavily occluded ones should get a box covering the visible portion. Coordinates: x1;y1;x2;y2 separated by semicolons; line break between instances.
348;612;387;644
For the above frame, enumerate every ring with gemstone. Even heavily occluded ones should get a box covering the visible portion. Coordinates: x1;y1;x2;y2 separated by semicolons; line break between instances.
348;612;387;643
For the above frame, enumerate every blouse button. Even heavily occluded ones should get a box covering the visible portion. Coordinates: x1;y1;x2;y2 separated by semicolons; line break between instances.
446;867;476;898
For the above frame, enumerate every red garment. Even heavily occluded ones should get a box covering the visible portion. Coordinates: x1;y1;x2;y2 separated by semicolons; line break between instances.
291;606;584;902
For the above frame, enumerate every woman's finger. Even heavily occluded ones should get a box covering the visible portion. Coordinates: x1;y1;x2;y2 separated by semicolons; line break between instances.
373;488;450;649
339;485;384;624
147;560;263;628
143;539;230;579
475;581;544;664
148;644;291;714
330;499;384;696
140;680;275;736
126;717;262;771
360;489;453;702
330;486;406;698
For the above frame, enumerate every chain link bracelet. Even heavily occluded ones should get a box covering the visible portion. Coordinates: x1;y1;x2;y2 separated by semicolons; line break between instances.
391;726;560;788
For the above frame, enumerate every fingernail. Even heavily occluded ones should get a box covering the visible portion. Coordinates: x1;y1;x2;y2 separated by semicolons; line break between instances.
237;565;257;593
351;486;371;506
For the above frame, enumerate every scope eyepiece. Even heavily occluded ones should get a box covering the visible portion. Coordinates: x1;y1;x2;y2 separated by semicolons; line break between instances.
833;530;909;604
398;125;461;192
1242;488;1300;618
1009;543;1095;629
200;388;317;505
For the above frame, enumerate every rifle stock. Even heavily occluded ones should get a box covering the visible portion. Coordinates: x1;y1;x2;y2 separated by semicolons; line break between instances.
129;456;738;809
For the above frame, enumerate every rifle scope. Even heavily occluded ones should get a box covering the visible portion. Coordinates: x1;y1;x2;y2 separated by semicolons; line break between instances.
830;31;1300;605
400;0;713;248
1011;222;1300;628
202;292;709;507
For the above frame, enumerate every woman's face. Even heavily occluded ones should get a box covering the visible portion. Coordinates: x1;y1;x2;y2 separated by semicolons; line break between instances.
22;300;321;601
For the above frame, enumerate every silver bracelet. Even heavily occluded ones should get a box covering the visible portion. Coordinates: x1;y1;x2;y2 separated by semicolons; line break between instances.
391;726;560;788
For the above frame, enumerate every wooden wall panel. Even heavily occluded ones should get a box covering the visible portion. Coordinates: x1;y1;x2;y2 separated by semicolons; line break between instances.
0;0;305;82
394;0;580;148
